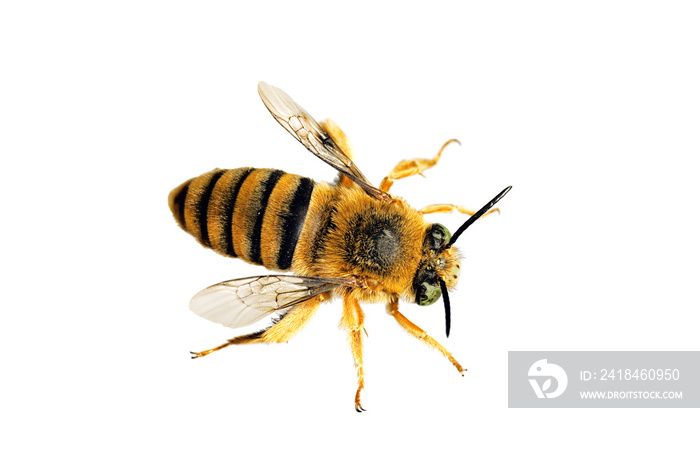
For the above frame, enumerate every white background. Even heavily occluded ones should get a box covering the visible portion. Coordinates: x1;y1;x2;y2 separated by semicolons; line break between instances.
2;1;698;464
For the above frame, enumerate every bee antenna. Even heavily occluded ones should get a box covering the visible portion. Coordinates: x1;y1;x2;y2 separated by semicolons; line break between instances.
445;186;512;248
439;278;451;337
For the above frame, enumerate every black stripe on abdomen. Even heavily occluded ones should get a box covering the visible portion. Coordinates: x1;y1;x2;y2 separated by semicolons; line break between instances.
197;170;225;248
249;170;284;265
221;168;253;257
276;177;314;270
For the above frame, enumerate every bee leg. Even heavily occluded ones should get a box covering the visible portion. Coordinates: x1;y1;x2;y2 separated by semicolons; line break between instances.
340;294;367;412
190;294;326;359
320;119;357;190
386;301;466;375
418;203;500;218
379;139;460;192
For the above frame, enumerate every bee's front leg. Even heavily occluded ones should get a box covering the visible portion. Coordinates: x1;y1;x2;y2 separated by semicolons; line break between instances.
340;294;366;412
386;300;466;375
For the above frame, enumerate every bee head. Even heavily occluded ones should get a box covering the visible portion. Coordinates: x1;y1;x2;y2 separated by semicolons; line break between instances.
413;186;512;338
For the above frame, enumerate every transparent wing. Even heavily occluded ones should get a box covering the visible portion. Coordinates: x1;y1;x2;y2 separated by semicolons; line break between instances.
258;82;390;201
189;275;353;329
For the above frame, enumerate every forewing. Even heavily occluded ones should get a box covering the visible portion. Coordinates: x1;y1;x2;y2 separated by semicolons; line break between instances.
189;275;350;329
257;82;390;201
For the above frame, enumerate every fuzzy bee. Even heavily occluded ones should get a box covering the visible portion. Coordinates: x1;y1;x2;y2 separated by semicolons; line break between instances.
169;82;511;411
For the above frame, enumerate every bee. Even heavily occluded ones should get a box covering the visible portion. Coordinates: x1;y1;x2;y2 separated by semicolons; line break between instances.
169;82;511;411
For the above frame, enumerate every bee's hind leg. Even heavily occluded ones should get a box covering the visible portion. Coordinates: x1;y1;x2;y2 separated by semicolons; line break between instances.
190;294;327;359
340;294;367;412
320;119;357;190
379;139;460;192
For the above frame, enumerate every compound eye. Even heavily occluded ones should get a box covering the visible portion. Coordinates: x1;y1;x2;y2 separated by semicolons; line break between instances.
416;281;442;306
426;223;452;250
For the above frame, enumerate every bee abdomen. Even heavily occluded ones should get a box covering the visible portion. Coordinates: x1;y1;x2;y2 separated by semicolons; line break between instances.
168;168;315;271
